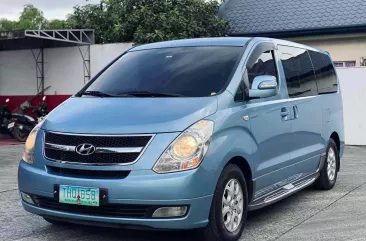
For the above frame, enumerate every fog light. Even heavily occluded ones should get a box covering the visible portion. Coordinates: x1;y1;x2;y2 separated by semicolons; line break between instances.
21;192;34;205
152;206;188;218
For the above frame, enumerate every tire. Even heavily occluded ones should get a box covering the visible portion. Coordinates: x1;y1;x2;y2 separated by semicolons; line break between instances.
11;126;28;142
43;217;68;226
314;139;339;190
202;164;248;241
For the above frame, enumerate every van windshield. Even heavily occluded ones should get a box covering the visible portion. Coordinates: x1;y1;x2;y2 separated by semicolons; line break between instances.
83;46;242;97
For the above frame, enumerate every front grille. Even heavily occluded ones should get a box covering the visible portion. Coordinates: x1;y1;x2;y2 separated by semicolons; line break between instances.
47;166;130;179
45;132;151;147
45;149;139;164
44;132;153;165
32;195;152;218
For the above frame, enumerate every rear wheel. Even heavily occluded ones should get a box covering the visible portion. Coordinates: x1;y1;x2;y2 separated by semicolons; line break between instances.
314;139;338;190
202;164;248;241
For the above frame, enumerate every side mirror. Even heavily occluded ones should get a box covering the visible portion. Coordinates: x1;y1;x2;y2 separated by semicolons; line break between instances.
5;98;9;103
249;75;277;99
42;96;47;101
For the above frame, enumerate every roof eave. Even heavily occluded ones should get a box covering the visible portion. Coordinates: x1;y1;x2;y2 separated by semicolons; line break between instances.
228;25;366;38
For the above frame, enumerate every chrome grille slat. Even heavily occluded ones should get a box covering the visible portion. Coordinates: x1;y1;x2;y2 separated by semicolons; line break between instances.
43;132;154;166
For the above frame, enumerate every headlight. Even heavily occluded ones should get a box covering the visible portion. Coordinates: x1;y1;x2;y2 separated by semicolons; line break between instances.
22;122;43;164
153;120;214;174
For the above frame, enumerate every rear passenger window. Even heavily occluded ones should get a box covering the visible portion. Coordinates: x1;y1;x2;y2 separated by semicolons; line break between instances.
278;45;318;98
308;51;338;94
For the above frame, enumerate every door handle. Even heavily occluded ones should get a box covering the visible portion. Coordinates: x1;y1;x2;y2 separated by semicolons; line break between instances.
280;108;290;117
293;105;299;119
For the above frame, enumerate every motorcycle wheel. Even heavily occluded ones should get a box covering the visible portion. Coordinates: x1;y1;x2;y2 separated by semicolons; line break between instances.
11;126;29;142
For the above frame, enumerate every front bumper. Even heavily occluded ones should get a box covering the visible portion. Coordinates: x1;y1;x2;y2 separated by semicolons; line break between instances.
18;161;215;230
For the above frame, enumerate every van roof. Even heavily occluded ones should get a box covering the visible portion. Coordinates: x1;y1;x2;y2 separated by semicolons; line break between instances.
130;37;329;56
130;37;251;51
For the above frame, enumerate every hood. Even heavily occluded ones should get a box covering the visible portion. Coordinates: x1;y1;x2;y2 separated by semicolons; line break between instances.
42;97;217;134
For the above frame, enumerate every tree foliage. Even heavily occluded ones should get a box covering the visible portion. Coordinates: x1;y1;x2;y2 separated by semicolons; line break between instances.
66;0;230;44
0;1;230;44
47;19;68;29
18;4;48;30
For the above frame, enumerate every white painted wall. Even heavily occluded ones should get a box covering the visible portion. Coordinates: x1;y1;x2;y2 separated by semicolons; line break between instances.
337;67;366;145
0;42;133;96
45;46;85;95
91;43;133;75
0;49;37;95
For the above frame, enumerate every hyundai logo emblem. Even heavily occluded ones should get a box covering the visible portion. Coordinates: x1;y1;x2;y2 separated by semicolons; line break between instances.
76;144;96;155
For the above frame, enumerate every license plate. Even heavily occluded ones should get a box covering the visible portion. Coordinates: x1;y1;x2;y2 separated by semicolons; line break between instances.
59;185;100;207
8;122;14;129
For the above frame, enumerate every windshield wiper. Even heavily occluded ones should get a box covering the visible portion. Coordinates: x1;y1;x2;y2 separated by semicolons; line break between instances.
81;91;119;97
116;91;185;97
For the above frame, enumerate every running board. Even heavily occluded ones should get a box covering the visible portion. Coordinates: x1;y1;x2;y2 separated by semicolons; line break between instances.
248;172;319;211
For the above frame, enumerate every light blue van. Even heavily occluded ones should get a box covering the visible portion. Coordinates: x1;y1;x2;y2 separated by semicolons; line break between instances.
18;37;344;241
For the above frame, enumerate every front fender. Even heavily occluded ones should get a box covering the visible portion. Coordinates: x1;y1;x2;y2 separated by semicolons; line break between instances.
200;116;255;180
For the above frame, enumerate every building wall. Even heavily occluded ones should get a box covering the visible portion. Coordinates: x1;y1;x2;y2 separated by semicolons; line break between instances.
0;42;133;112
337;67;366;145
287;33;366;67
0;42;133;96
0;49;37;96
91;43;133;76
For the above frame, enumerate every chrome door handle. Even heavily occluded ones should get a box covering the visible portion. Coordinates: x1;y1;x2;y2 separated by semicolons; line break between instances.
280;110;290;116
281;107;290;121
293;105;299;119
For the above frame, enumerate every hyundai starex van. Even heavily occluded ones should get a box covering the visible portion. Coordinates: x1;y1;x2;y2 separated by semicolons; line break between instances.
18;37;344;241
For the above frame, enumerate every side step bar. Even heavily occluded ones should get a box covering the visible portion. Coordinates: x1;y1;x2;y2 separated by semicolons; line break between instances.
248;172;319;211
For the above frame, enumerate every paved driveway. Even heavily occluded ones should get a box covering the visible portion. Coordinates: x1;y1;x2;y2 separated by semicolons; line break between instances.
1;145;366;241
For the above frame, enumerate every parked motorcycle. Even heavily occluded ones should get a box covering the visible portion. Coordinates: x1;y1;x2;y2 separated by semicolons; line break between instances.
0;99;13;136
9;96;48;142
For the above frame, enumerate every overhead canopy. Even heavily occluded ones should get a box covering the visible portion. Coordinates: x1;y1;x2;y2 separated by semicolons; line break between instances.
0;29;95;51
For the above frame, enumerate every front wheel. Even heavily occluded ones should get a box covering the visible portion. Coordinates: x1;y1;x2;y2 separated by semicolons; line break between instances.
202;164;248;241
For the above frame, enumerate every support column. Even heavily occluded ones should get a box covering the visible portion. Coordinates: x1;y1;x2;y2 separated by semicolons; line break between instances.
31;48;45;95
78;45;91;84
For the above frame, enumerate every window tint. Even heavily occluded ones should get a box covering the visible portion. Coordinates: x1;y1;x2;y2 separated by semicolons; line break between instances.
246;50;277;89
309;51;338;94
84;46;242;97
278;46;318;98
234;79;245;102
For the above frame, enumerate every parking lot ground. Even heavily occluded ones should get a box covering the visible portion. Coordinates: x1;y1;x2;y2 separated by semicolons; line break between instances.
1;145;366;241
0;135;23;146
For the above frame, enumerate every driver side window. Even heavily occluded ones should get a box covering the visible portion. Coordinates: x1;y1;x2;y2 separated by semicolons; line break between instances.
246;50;278;89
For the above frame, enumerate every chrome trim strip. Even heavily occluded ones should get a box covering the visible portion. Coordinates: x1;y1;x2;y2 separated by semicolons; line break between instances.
45;143;76;152
45;130;155;137
44;143;143;154
43;131;156;166
95;147;143;153
249;172;319;211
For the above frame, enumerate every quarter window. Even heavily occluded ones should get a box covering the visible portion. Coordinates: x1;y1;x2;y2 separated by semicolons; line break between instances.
309;51;338;94
278;46;318;98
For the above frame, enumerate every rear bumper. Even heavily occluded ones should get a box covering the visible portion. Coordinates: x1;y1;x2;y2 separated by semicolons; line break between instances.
18;161;215;230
